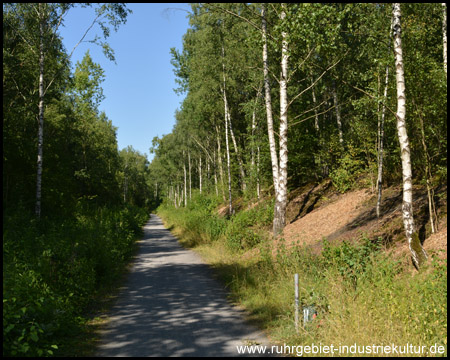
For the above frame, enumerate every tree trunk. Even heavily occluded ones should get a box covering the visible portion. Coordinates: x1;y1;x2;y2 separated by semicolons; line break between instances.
311;75;319;132
222;44;246;192
262;5;279;196
225;108;233;215
376;64;389;218
221;48;233;214
273;4;289;236
216;126;226;202
443;3;447;75
213;148;219;196
199;156;202;194
417;106;437;234
332;80;344;146
183;152;187;207
392;3;427;269
227;105;247;191
256;145;261;199
251;86;262;198
35;4;46;218
188;151;192;200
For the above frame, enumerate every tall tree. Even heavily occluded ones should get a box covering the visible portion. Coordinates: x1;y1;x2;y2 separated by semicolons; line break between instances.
392;3;427;268
272;4;290;235
443;3;447;75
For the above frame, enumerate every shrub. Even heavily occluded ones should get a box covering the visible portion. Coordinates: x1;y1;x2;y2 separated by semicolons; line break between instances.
3;204;148;356
329;145;366;193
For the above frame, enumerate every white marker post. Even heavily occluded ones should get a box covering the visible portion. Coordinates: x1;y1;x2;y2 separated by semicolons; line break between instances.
294;273;299;333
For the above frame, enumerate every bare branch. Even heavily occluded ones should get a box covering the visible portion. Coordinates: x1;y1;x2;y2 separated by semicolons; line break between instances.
289;102;337;128
290;96;331;121
288;50;348;109
191;135;214;163
288;45;316;82
67;13;102;60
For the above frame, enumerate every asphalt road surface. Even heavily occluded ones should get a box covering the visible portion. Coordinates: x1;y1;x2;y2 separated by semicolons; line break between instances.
96;214;270;357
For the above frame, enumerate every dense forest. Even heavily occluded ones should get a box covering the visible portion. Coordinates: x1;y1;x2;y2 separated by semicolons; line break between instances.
3;2;447;357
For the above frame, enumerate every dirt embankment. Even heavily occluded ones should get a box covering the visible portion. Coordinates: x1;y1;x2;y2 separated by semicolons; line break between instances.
276;181;447;260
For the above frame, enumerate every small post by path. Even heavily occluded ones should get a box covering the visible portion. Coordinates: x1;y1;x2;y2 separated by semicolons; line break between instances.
294;273;299;333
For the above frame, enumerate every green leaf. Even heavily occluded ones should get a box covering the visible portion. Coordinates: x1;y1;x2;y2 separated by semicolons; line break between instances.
30;332;39;342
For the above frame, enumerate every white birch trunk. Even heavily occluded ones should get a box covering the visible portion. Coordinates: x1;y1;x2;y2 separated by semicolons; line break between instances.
35;4;45;218
443;3;447;75
251;96;257;197
262;5;279;196
376;64;389;218
216;126;226;202
174;186;178;208
311;76;319;132
183;152;187;207
199;156;202;194
393;3;427;268
332;81;344;146
225;105;233;214
221;49;233;213
207;154;210;184
273;4;289;235
251;85;262;198
213;148;219;196
257;145;261;199
188;151;192;200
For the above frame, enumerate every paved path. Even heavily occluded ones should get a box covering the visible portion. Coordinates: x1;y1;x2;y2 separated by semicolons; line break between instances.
97;214;270;357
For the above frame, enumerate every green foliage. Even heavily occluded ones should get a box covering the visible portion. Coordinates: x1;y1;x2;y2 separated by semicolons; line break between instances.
3;204;148;357
159;192;227;246
329;145;367;193
158;193;274;252
322;237;384;288
224;203;274;251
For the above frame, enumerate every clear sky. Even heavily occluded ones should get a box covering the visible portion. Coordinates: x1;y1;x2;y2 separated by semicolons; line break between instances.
58;3;191;161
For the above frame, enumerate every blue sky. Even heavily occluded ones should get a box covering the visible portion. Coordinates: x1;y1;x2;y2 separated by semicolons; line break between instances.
59;3;191;161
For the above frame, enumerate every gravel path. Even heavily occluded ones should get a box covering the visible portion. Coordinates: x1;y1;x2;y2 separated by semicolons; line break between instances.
96;214;270;357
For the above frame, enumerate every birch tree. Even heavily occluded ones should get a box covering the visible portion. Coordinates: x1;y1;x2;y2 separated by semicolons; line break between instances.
392;3;427;269
261;4;279;199
272;4;290;235
443;3;447;75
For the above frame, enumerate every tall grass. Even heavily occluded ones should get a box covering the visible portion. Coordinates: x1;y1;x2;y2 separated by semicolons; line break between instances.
158;193;447;357
3;204;149;357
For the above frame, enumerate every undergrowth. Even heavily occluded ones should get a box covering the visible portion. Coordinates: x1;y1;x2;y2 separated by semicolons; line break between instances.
158;192;447;357
3;203;149;357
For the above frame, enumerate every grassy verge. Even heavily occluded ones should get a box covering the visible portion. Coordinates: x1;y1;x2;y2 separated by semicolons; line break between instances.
158;193;447;357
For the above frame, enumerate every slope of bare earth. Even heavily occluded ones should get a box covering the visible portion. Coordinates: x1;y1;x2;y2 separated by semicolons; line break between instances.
273;181;447;260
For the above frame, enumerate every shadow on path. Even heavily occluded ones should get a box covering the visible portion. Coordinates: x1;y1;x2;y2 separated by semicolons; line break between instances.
96;215;269;357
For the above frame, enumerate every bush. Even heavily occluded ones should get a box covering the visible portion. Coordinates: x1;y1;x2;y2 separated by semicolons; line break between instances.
329;145;366;193
3;204;148;356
